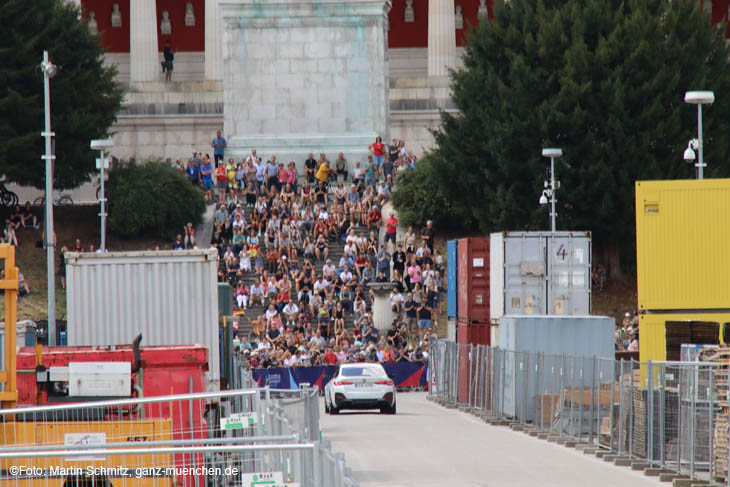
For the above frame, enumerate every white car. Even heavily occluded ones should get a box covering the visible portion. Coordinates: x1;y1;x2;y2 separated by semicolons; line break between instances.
324;363;396;414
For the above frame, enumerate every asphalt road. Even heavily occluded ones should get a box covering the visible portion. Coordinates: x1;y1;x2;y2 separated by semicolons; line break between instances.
319;392;664;487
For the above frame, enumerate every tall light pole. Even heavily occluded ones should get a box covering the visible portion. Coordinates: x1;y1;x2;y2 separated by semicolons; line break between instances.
684;91;715;179
41;50;57;346
91;139;114;252
539;148;562;233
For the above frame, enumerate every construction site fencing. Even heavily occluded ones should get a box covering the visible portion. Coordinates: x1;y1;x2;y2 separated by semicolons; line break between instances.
0;384;357;487
429;340;728;484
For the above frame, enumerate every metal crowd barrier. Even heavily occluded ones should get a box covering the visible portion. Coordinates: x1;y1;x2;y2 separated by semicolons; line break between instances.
0;382;358;487
429;340;727;484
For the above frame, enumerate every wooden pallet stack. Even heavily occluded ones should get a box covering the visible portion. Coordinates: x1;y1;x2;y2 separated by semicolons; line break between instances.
665;323;692;361
698;347;730;482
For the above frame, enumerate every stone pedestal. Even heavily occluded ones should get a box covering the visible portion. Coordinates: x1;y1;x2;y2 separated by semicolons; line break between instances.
220;0;391;168
427;0;456;77
368;282;394;333
130;0;159;83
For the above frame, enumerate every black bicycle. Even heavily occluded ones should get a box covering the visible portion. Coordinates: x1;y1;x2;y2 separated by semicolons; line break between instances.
0;179;19;207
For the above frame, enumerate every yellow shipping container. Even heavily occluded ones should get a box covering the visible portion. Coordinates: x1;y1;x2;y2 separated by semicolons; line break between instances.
639;312;730;363
636;179;730;311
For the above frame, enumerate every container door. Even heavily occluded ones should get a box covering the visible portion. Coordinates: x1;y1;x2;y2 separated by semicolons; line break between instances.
547;234;591;315
489;233;504;322
504;233;545;316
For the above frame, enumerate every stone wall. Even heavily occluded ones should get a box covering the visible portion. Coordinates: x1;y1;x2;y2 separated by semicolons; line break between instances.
219;0;391;165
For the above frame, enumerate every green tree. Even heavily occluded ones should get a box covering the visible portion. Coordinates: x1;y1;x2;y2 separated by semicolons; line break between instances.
397;0;730;274
0;0;123;189
108;161;206;240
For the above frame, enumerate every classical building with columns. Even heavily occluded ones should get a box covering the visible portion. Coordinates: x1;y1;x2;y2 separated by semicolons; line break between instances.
73;0;492;159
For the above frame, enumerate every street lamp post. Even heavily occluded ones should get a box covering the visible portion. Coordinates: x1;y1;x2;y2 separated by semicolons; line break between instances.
90;139;114;252
41;50;57;346
539;148;562;233
684;91;715;179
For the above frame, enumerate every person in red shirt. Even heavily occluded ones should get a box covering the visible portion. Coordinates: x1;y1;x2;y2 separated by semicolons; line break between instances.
324;346;338;365
369;136;386;168
367;205;382;231
215;163;227;202
384;212;398;245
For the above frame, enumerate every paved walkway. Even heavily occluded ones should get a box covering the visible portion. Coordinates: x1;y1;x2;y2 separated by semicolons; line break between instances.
320;392;664;487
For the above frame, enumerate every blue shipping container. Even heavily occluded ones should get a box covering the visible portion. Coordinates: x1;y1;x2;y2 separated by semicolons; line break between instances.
447;239;458;318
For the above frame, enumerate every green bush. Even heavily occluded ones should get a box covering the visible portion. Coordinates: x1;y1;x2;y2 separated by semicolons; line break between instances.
107;160;205;239
391;155;464;231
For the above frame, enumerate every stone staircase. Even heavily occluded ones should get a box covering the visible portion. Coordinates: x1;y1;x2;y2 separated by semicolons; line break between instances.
229;190;371;341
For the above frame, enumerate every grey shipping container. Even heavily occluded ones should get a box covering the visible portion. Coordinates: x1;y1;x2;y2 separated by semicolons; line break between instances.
65;249;220;385
496;315;614;421
489;231;591;323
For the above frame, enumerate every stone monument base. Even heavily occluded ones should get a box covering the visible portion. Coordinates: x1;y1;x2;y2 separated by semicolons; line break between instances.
227;133;377;174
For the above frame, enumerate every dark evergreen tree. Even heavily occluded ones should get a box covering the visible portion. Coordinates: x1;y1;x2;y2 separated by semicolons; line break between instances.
0;0;123;189
394;0;730;272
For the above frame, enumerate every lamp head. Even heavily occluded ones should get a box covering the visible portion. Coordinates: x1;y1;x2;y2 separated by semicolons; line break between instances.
683;147;696;162
684;91;715;105
539;191;549;205
90;138;114;150
541;148;563;158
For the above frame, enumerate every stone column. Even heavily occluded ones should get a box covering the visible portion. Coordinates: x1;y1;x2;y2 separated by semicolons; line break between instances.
427;0;457;77
129;0;159;83
205;0;222;80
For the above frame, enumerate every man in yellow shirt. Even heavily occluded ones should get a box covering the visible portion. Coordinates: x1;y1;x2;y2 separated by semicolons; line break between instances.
315;157;332;186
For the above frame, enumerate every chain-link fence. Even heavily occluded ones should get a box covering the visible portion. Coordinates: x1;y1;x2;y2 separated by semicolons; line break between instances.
0;383;357;487
429;340;727;484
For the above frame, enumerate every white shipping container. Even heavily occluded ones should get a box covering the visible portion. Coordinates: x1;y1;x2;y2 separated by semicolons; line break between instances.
489;231;591;323
65;249;220;386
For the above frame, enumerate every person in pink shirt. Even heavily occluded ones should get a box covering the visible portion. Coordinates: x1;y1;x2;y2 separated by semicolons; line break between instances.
407;257;421;291
287;161;298;192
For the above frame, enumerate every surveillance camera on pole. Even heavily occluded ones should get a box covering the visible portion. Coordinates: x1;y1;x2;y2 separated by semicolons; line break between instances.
684;91;714;179
539;148;562;233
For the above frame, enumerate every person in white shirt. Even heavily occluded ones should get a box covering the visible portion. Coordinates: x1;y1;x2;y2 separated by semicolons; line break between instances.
390;289;405;312
344;241;357;257
282;300;299;324
340;268;353;283
313;277;326;295
322;260;336;279
265;304;278;322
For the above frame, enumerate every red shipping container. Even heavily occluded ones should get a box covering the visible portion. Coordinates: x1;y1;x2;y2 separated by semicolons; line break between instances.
457;237;490;322
17;345;209;486
457;319;491;346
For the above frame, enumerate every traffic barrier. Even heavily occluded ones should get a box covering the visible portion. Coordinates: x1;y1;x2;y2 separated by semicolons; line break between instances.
429;340;724;484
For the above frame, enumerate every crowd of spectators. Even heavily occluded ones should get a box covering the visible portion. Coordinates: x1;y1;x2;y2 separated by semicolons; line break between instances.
177;133;441;369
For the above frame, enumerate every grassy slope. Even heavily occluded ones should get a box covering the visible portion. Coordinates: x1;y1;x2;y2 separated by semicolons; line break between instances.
1;206;166;321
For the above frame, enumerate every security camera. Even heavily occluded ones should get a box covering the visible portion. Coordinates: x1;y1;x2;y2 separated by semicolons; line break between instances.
684;139;699;162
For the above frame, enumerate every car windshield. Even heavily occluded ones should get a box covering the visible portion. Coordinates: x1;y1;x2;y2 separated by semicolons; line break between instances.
341;366;386;378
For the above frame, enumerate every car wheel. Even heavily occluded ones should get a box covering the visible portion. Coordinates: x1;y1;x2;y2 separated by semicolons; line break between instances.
324;398;330;414
330;403;339;415
383;402;396;415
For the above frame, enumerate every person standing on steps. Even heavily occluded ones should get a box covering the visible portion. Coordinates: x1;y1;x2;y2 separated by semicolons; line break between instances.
211;130;227;165
163;40;174;82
